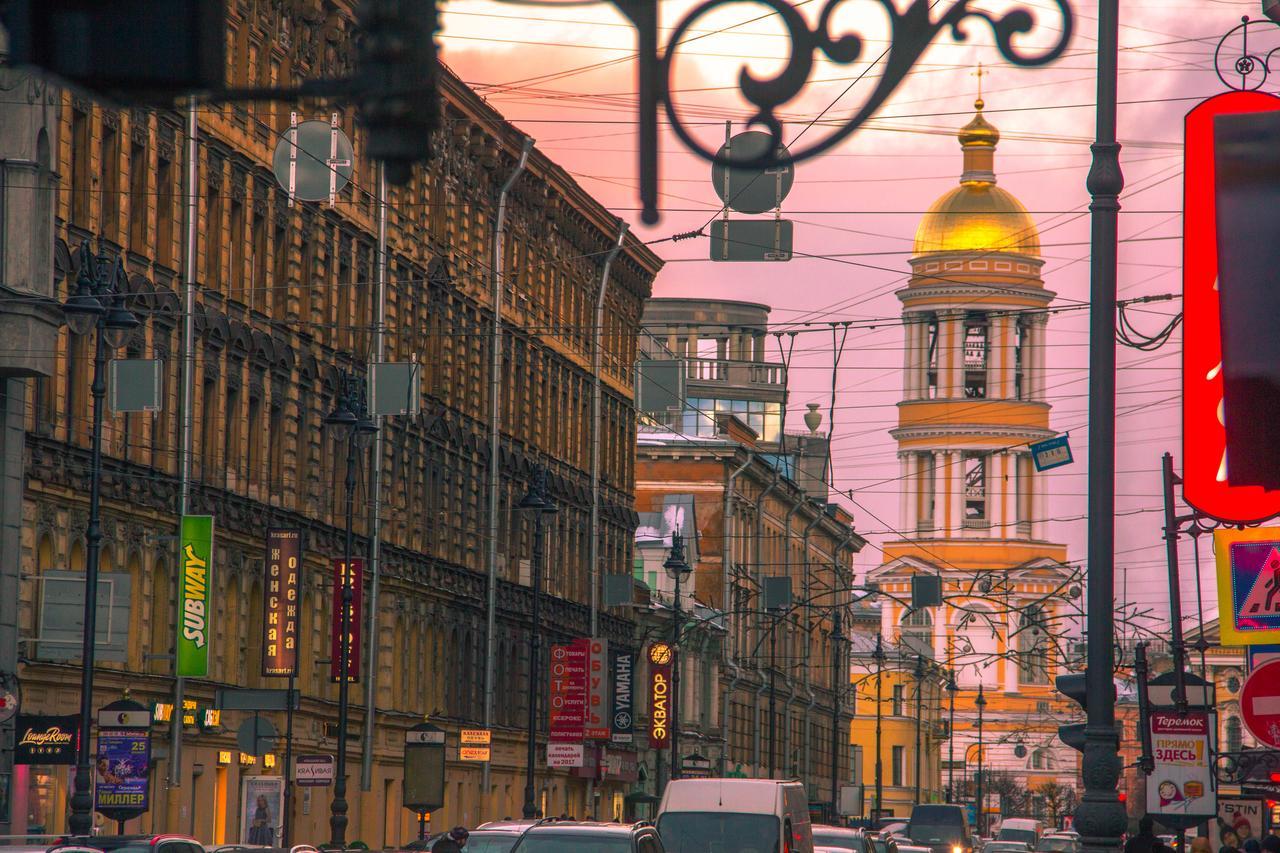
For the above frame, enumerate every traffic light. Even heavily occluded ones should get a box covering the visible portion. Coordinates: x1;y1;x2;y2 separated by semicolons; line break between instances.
2;0;225;99
1214;108;1280;490
356;0;441;185
1056;673;1088;753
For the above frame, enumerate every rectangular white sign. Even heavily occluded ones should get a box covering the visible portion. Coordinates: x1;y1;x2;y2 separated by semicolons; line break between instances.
1147;710;1217;820
547;743;585;768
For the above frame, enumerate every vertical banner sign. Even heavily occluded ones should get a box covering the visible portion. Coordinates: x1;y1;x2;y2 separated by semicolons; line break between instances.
549;639;588;742
1182;91;1280;523
648;642;673;749
177;515;214;677
1147;710;1216;821
263;529;302;677
329;558;363;683
611;651;634;744
586;638;610;740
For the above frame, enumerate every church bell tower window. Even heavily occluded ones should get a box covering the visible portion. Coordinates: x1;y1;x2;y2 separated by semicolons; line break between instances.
963;313;988;398
963;452;988;526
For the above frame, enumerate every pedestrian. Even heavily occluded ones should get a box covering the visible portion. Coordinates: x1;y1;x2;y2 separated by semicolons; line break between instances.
430;840;460;853
1260;836;1280;853
1221;830;1241;853
1126;816;1161;853
449;826;470;849
1243;840;1261;853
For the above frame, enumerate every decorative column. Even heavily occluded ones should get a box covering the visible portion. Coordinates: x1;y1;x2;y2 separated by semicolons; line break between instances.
991;314;1014;399
1030;460;1047;541
903;453;919;533
940;310;965;398
1031;314;1049;401
948;450;964;537
904;317;921;399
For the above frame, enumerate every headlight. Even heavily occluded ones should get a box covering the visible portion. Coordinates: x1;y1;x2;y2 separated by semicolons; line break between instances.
953;845;964;853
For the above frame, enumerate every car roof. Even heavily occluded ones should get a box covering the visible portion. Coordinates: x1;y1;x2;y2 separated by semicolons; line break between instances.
525;822;642;834
813;827;865;836
475;821;540;831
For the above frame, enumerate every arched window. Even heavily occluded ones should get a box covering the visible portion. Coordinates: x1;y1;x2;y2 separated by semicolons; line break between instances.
1030;748;1053;770
901;608;934;659
1227;716;1243;753
956;607;999;688
1018;605;1050;685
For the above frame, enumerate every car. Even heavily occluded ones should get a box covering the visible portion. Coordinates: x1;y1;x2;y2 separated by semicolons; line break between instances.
58;836;205;853
907;806;973;853
986;842;1033;853
1037;836;1081;853
657;778;814;853
509;821;663;853
998;821;1045;849
812;826;874;853
468;820;542;853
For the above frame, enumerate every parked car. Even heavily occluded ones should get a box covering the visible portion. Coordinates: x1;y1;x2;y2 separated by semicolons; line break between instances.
812;827;874;853
657;778;814;853
59;836;204;853
468;820;541;853
997;821;1044;849
509;821;663;852
1038;836;1082;853
907;805;973;853
986;842;1033;853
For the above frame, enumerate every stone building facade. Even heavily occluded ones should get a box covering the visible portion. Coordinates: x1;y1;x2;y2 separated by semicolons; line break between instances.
0;0;661;841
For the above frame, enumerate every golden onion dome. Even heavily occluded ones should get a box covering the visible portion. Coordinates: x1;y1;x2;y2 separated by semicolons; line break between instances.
912;99;1041;259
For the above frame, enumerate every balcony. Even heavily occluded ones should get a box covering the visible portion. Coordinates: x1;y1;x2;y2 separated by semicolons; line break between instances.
685;356;786;394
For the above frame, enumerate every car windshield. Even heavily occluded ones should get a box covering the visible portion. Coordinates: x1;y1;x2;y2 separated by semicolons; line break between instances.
1039;840;1078;852
909;826;962;845
813;832;861;851
511;833;632;853
999;832;1037;846
467;834;522;853
658;812;781;853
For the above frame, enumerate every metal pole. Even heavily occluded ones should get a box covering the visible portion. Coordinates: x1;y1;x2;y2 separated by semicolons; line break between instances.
1134;643;1155;777
1077;0;1126;848
485;142;534;806
69;286;108;838
948;675;957;803
169;95;199;823
522;508;545;819
830;611;843;821
283;671;296;847
976;684;986;839
769;615;778;779
915;655;924;804
671;563;682;781
330;426;357;848
361;164;389;792
874;634;884;819
1161;452;1189;711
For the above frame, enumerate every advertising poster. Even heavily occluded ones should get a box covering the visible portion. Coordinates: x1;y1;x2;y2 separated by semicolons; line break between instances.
586;638;610;739
177;515;214;676
648;642;673;749
1215;527;1280;645
240;775;284;846
549;639;588;742
329;558;363;683
94;729;150;816
1214;798;1262;850
611;650;634;744
13;714;78;765
263;529;302;677
1146;710;1216;820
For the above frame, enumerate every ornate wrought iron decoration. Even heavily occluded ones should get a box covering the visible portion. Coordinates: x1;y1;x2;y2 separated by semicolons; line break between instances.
1216;16;1280;92
499;0;1074;223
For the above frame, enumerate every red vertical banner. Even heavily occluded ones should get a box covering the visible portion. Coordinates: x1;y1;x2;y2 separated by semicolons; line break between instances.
586;638;610;740
648;642;673;749
1182;91;1280;523
549;639;588;742
330;557;363;683
263;529;302;677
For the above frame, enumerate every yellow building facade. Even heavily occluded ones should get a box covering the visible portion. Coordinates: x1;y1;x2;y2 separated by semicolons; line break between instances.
864;100;1080;822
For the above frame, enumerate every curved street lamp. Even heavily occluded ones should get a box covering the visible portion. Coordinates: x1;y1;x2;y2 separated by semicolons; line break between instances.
519;465;558;819
663;531;692;784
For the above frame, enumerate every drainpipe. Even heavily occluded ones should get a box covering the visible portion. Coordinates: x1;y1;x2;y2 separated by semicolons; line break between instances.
484;137;534;803
799;504;824;788
720;452;752;774
360;163;389;792
752;467;780;774
590;220;628;639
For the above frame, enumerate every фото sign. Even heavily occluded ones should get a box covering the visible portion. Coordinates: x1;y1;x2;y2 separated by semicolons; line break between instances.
1182;91;1280;524
549;639;588;742
1214;527;1280;646
13;713;78;764
329;558;363;683
177;515;214;677
612;650;634;744
263;529;301;677
1146;710;1215;821
648;642;673;749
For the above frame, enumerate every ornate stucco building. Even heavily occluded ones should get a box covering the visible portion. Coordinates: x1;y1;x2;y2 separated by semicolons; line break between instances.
0;0;661;841
866;99;1080;818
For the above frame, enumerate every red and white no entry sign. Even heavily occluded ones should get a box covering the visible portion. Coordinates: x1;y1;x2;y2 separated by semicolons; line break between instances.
1241;660;1280;748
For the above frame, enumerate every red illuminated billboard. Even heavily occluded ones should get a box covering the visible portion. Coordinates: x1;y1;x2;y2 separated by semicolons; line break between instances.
1182;91;1280;523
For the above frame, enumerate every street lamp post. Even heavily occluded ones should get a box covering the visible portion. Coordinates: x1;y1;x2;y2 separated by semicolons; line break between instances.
914;655;924;805
62;242;139;837
975;684;987;838
947;673;957;804
664;532;691;783
768;609;779;779
324;372;377;849
873;633;885;819
520;466;557;819
830;610;844;822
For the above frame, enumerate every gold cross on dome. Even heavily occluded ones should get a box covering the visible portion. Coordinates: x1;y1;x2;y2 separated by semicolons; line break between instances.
972;62;989;101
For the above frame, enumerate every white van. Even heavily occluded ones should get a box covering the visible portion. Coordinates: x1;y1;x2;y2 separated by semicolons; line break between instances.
656;778;815;853
997;819;1045;848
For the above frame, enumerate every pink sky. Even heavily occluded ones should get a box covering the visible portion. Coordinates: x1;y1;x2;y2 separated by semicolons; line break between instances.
438;0;1275;636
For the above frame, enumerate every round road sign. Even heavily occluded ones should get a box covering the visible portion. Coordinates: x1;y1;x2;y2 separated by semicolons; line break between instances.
711;130;794;214
1241;659;1280;747
272;119;354;203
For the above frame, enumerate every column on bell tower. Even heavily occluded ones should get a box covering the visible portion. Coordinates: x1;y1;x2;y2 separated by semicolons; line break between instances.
902;453;918;532
1030;312;1048;401
948;450;964;537
990;313;1015;399
939;309;965;399
904;315;922;400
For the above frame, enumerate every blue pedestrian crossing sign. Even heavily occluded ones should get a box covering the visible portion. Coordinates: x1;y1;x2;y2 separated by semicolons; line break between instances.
1030;435;1074;471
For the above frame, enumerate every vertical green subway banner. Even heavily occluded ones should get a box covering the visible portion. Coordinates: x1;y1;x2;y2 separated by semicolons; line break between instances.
177;515;215;677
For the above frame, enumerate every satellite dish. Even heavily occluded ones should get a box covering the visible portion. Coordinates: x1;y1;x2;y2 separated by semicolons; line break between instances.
272;113;354;205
